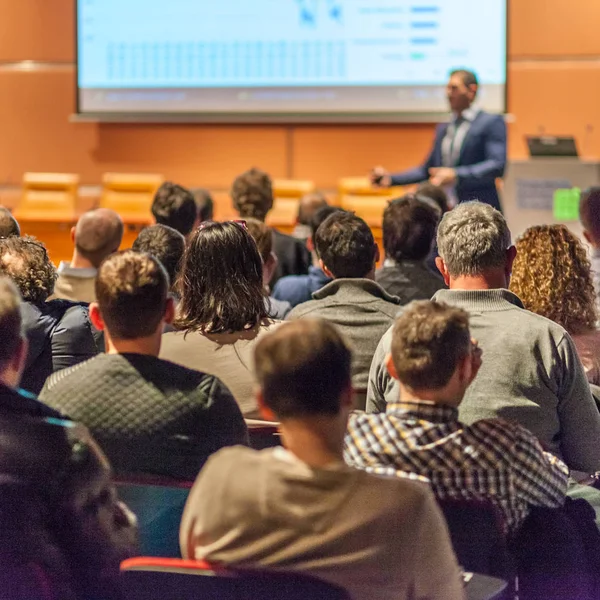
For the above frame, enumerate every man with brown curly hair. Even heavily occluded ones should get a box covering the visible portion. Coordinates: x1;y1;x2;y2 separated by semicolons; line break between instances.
231;168;310;285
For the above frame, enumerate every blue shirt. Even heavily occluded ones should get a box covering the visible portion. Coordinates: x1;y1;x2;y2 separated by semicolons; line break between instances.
271;266;332;308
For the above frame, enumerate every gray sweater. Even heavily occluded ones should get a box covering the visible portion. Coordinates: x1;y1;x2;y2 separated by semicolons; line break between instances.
287;279;402;390
366;288;600;473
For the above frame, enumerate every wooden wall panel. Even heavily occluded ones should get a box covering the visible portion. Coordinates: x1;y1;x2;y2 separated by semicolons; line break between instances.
292;124;436;189
509;0;600;58
0;1;74;62
507;63;600;158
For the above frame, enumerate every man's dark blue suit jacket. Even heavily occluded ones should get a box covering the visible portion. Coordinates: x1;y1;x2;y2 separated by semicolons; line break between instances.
390;111;507;212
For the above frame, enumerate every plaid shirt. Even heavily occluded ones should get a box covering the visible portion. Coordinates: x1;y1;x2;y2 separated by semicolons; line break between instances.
344;401;569;534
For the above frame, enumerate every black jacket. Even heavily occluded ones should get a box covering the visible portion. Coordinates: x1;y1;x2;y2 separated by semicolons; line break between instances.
271;230;311;287
20;300;99;395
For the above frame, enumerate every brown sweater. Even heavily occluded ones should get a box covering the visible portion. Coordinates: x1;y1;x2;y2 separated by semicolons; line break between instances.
180;446;465;600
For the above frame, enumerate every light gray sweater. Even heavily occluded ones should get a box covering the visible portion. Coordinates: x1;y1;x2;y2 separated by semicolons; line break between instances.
366;289;600;473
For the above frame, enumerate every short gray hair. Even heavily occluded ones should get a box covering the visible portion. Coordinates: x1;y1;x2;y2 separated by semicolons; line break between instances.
437;202;511;277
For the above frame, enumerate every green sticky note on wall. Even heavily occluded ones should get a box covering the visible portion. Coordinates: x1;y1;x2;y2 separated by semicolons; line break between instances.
553;187;581;221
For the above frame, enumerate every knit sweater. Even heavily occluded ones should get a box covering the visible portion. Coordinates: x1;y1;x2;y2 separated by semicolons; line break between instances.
366;289;600;473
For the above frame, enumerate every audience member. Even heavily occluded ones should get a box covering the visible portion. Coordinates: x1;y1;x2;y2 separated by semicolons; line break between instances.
231;168;310;285
346;300;569;534
287;212;401;395
579;187;600;309
245;218;292;319
52;209;123;304
0;276;136;600
132;224;185;295
191;187;214;223
161;221;280;418
40;251;247;480
272;205;339;307
0;206;20;237
0;236;98;394
152;181;198;237
292;191;328;241
510;225;600;385
376;195;445;302
367;202;600;473
180;319;464;600
416;182;450;215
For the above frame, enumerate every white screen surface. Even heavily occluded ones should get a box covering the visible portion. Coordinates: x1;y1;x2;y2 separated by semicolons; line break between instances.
77;0;507;120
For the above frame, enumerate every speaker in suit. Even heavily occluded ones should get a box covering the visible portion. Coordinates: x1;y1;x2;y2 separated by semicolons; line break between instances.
372;70;507;213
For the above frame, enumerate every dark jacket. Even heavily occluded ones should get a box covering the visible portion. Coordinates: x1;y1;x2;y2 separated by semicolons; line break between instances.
375;260;445;305
40;353;249;481
0;382;62;420
20;300;98;395
271;230;311;286
390;111;507;212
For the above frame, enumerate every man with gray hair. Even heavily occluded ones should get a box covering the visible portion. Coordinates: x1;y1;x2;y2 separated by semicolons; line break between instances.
53;208;124;303
367;201;600;474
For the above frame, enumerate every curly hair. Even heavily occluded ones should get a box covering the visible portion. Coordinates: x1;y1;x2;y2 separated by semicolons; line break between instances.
0;236;57;304
510;225;597;335
230;168;273;221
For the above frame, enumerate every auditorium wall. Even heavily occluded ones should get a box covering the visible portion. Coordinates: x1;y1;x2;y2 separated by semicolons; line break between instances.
0;0;599;215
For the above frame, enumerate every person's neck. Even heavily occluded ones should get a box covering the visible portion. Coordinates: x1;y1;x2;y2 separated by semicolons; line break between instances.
278;416;345;468
0;371;17;390
448;272;508;291
399;384;460;408
70;250;96;270
105;332;162;357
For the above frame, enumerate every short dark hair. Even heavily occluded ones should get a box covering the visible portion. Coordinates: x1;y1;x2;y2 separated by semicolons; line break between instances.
383;195;440;262
132;225;185;291
245;218;272;264
450;68;479;91
0;277;24;370
580;187;600;239
298;192;328;226
254;319;352;419
0;236;56;303
0;207;20;238
391;300;471;390
231;168;273;221
74;209;124;268
95;251;168;340
152;182;198;236
315;212;377;278
192;188;214;222
175;221;269;334
310;205;345;240
416;183;450;214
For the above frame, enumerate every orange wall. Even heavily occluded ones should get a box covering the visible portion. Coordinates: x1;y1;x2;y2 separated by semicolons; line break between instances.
1;0;600;204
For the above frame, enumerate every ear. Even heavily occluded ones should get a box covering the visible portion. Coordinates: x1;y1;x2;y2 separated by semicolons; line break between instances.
13;337;29;381
435;256;450;286
263;252;278;286
319;258;334;279
374;244;380;265
89;303;105;332
306;236;315;253
256;389;277;422
163;296;175;325
385;353;399;380
584;230;593;245
70;227;76;244
505;246;517;276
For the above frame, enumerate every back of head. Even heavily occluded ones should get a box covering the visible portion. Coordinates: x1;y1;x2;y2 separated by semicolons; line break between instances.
383;195;441;262
231;168;273;221
95;250;168;339
315;211;376;278
437;201;511;277
416;182;450;215
254;319;352;419
245;217;273;264
74;209;124;268
0;277;23;374
510;225;597;335
0;236;56;303
391;300;470;390
310;205;344;240
151;182;198;236
176;221;268;334
0;207;20;238
580;187;600;245
298;191;328;226
132;224;185;291
192;188;214;223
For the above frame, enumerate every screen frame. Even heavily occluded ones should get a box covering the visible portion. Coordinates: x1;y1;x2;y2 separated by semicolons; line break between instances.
74;0;509;123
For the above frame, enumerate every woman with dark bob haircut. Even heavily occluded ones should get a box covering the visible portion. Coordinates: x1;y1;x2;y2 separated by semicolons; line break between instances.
160;221;280;417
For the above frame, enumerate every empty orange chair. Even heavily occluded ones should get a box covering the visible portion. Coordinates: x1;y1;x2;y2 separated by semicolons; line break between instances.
267;179;316;231
15;172;80;222
99;173;164;224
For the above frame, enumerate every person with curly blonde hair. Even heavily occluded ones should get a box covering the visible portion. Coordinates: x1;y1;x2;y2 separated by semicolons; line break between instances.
510;225;600;384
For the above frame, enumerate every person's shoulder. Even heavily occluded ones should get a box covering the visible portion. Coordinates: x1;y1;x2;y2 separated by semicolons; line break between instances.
200;445;263;481
286;299;322;319
273;273;310;293
41;354;103;394
514;306;569;341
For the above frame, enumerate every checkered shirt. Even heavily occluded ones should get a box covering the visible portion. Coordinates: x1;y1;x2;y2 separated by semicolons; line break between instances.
344;401;569;534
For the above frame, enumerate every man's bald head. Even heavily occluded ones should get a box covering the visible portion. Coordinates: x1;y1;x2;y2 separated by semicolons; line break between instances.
0;207;20;238
74;209;124;268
